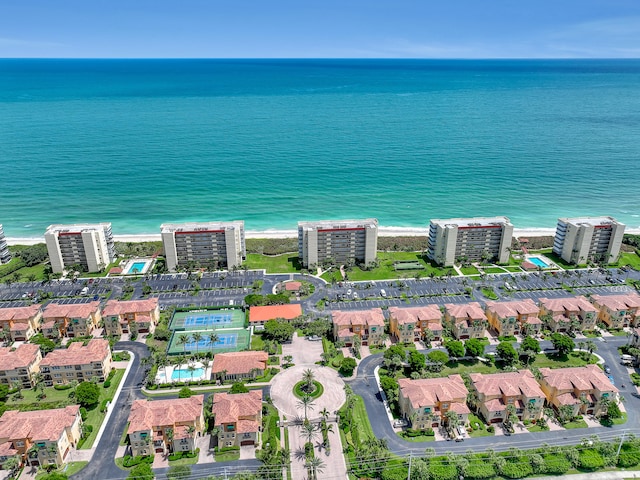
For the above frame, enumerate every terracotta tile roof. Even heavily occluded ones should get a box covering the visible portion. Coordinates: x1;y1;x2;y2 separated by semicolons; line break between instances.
0;441;17;456
284;282;302;291
211;351;268;375
109;267;123;274
525;317;543;324
331;308;385;327
427;322;443;331
133;315;152;324
388;305;442;325
0;344;40;371
398;375;468;409
0;405;79;442
0;305;41;322
102;298;159;317
43;301;100;320
212;391;262;431
41;320;58;330
249;304;302;323
449;402;471;414
444;302;487;322
591;293;640;312
485;299;539;318
41;339;110;367
469;370;544;399
540;364;618;394
539;296;597;314
556;392;581;406
484;398;506;412
9;323;29;332
128;395;204;433
338;328;353;338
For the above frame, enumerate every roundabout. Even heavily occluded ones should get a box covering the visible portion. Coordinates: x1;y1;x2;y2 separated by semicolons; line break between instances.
270;364;346;419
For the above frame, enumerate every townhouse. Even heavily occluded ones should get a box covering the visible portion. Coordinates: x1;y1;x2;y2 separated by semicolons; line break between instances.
212;390;262;448
0;406;82;468
539;364;618;417
0;305;42;342
538;296;598;332
40;339;112;386
397;376;470;431
331;308;385;347
102;298;160;336
0;344;42;389
127;395;205;457
468;370;545;424
388;305;443;344
590;293;640;329
211;351;268;382
484;299;542;336
41;301;101;339
443;302;488;340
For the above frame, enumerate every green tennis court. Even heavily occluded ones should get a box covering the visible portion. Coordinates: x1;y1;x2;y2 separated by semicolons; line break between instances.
170;308;245;331
167;328;251;355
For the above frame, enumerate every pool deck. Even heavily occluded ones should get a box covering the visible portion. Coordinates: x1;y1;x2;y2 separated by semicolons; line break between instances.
155;361;212;385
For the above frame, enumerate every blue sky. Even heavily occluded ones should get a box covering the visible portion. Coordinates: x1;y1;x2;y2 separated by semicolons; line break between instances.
1;0;640;58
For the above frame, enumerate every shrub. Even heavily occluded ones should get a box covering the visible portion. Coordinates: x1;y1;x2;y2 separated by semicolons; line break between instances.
123;455;154;467
54;384;72;390
76;381;100;407
100;398;112;413
103;380;111;388
487;425;494;433
427;464;457;480
500;461;532;479
178;386;194;398
339;357;357;376
463;462;496;479
543;454;571;474
579;449;605;470
618;445;640;467
80;407;88;421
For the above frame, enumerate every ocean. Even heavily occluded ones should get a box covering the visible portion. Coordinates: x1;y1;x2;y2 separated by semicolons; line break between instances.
1;59;639;239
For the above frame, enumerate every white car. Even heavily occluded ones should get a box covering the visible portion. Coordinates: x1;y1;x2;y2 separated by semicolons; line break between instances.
380;289;387;297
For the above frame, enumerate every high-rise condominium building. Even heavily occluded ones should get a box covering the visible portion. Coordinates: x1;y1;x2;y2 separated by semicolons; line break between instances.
44;223;116;274
161;221;245;272
298;219;378;268
427;217;514;267
0;225;11;264
552;216;625;265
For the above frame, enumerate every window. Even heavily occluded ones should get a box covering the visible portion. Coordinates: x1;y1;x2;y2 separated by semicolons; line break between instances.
15;441;24;447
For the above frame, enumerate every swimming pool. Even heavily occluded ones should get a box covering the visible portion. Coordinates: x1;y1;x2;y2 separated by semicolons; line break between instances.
127;262;147;274
171;367;206;381
528;256;550;268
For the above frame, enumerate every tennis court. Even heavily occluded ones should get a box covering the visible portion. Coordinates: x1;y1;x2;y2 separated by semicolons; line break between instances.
170;308;245;330
167;328;250;355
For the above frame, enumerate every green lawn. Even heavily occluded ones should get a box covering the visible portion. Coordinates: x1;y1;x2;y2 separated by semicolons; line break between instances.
480;287;498;300
244;254;301;273
616;252;640;270
467;413;494;438
482;267;507;274
35;461;88;479
440;359;499;377
531;352;596;369
350;395;375;440
398;432;435;442
8;263;47;282
527;424;548;433
251;333;265;351
341;252;450;282
215;450;240;462
460;266;480;275
82;369;126;448
563;419;589;429
169;452;199;466
504;266;524;272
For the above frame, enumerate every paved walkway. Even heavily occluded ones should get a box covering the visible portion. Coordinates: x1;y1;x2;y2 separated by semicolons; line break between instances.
282;333;323;365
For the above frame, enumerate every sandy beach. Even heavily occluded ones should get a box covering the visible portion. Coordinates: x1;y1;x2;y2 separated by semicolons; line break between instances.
7;227;640;246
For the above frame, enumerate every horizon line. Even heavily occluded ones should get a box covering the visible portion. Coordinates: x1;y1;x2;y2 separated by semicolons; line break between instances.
1;57;640;61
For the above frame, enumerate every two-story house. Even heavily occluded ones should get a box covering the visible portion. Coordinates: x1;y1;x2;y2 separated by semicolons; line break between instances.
590;293;640;329
468;370;545;424
41;301;101;339
0;305;43;342
0;344;42;389
388;305;443;344
40;339;111;386
212;390;262;448
443;302;488;340
331;308;385;346
0;406;82;468
397;375;470;432
538;296;598;333
211;351;268;382
539;364;619;417
484;299;542;337
248;304;303;329
102;298;160;336
127;395;205;457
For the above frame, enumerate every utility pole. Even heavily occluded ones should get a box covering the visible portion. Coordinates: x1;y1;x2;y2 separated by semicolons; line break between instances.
616;430;627;461
407;452;412;480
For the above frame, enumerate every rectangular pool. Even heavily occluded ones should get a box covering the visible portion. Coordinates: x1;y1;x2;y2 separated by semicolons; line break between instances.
528;256;550;268
127;262;147;274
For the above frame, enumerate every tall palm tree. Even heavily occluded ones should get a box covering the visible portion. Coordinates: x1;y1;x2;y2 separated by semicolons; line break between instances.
297;395;315;420
319;407;330;421
306;456;326;480
177;333;191;355
192;331;203;358
188;364;196;383
300;420;319;445
302;368;315;393
207;330;219;352
185;425;196;453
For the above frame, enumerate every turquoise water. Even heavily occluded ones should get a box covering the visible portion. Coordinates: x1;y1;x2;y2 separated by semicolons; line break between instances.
1;59;639;238
127;262;146;274
171;367;205;380
528;256;550;268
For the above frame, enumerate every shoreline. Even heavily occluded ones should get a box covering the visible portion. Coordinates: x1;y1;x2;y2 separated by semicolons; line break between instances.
7;227;640;246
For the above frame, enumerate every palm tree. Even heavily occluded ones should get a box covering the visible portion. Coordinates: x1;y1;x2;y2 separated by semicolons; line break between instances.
192;331;203;358
300;420;319;445
207;330;219;353
305;456;326;480
302;369;315;393
297;395;315;420
319;407;330;421
185;425;196;453
188;364;196;383
177;333;191;355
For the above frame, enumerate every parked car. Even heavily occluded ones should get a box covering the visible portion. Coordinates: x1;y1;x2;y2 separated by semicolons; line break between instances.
380;289;387;297
393;419;408;427
308;335;322;341
604;364;611;374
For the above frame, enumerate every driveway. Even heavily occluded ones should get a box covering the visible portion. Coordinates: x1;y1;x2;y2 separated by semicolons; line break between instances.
282;333;323;366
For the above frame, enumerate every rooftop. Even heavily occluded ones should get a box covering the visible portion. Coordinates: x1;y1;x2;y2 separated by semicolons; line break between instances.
41;339;110;367
212;390;262;433
540;364;618;394
43;301;100;320
591;293;640;311
388;305;442;325
298;218;378;230
0;405;80;442
0;344;41;371
128;395;204;434
0;305;42;322
539;296;597;314
103;298;159;317
332;308;385;327
430;217;512;228
485;299;539;318
45;223;111;234
249;304;303;323
558;216;623;227
160;221;244;234
212;351;268;375
398;375;469;409
444;302;487;321
469;370;544;399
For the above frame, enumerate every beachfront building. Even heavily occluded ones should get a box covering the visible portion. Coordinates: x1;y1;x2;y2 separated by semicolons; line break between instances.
331;308;385;347
427;217;514;267
41;301;101;339
44;223;116;274
211;351;268;382
127;395;205;457
388;305;443;344
297;219;378;268
0;406;82;468
0;305;43;342
0;225;11;265
443;302;488;340
160;221;246;272
398;376;469;431
0;344;42;389
102;298;160;336
248;304;303;328
40;339;111;386
539;365;618;417
468;370;545;424
538;296;598;333
552;217;625;265
484;299;542;337
212;390;262;448
590;293;640;329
